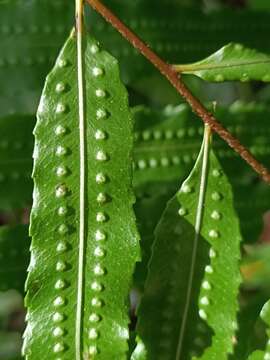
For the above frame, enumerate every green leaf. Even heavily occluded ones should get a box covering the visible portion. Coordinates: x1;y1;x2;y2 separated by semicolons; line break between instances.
134;129;242;359
248;300;270;360
173;43;270;82
130;337;147;360
0;225;30;292
0;114;35;211
233;292;268;360
23;31;140;359
134;184;177;289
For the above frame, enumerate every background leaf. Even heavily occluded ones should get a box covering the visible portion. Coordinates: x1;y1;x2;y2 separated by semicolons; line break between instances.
0;225;30;293
0;0;74;116
0;114;35;211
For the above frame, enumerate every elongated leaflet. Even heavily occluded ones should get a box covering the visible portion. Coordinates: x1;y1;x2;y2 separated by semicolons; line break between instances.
134;128;242;359
248;300;270;360
173;43;270;83
23;31;140;359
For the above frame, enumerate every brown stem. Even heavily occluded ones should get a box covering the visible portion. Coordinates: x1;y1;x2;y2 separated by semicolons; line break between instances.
86;0;270;184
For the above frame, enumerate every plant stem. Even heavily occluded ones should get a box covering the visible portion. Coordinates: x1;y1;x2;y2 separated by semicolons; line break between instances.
86;0;270;184
75;0;85;359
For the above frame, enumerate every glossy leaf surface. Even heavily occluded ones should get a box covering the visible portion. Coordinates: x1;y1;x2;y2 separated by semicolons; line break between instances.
135;136;242;359
23;31;140;359
174;43;270;82
0;225;30;292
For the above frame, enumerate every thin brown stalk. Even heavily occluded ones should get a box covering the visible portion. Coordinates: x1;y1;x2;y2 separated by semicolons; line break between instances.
86;0;270;184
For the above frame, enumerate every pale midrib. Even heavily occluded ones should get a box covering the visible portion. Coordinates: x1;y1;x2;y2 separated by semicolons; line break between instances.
175;125;211;360
75;1;85;359
175;59;270;73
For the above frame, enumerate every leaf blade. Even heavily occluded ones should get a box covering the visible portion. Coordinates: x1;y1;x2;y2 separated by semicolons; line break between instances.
134;137;242;359
23;31;140;359
174;43;270;82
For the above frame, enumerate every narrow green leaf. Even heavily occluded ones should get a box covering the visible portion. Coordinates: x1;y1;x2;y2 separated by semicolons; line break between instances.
0;225;30;292
23;31;140;359
233;292;268;360
173;43;270;82
134;130;242;359
248;300;270;360
134;185;177;289
130;337;147;360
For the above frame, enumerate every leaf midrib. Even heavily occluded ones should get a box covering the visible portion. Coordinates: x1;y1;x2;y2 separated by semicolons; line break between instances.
175;59;270;73
175;126;211;360
75;2;86;359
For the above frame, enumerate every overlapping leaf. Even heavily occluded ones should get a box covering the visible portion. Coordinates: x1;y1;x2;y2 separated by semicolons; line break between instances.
233;292;269;360
23;31;140;359
248;300;270;360
134;132;242;359
174;43;270;82
0;225;30;292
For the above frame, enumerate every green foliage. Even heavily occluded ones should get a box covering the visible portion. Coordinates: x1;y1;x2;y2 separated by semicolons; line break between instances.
1;0;270;359
174;43;270;82
3;0;270;112
23;32;140;359
134;131;242;359
248;300;270;360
